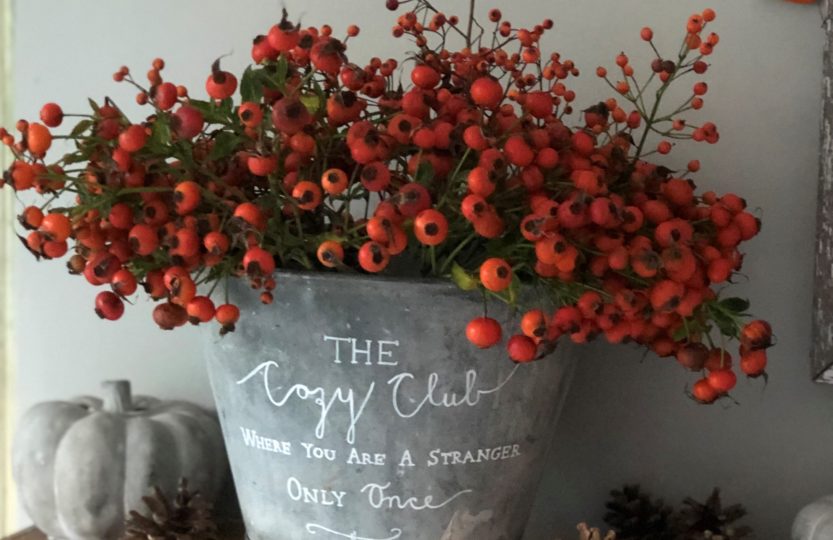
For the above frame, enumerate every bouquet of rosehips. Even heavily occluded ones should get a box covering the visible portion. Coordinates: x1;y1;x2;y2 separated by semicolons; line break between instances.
2;1;773;404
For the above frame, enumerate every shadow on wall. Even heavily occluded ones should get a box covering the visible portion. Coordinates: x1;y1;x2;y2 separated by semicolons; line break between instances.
527;336;833;539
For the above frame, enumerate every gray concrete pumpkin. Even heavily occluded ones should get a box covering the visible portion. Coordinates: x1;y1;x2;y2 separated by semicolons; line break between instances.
793;496;833;540
12;380;227;540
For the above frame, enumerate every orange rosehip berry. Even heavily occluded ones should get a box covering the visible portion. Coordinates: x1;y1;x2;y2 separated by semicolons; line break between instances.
247;155;278;176
27;122;52;156
173;180;201;215
243;246;276;276
39;213;71;242
740;319;773;351
289;132;316;155
20;206;44;229
317;240;345;268
10;161;35;190
705;348;733;372
521;309;548;340
206;69;238;100
411;65;441;89
42;240;68;259
741;349;767;378
507;334;537;363
467;166;496;198
118;124;147;153
111;268;138;297
215;303;241;334
292;181;323;211
688;14;704;34
187;296;216;324
470;77;503;109
479;258;513;292
321;168;349;196
707;369;737;394
154;302;188;330
238;102;263;127
466;317;502;348
358;241;390;273
413;209;448;246
39;103;63;127
204;231;230;256
128;223;159;256
692;378;718;404
95;291;125;321
234;202;267;230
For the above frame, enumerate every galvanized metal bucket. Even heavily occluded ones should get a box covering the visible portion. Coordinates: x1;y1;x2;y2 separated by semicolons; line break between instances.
204;271;575;540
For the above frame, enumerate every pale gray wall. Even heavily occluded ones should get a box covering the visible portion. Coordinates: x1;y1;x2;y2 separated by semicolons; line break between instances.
7;1;829;538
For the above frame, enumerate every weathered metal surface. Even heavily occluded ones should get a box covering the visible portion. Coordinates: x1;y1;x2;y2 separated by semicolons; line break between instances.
814;0;833;382
203;271;575;540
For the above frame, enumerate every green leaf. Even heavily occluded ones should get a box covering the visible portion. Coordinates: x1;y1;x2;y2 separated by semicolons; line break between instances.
450;262;478;291
62;152;90;165
505;277;519;305
300;93;322;114
87;98;101;114
671;324;689;341
186;99;228;124
708;305;739;338
69;119;93;138
414;160;434;185
171;140;196;169
717;321;739;339
720;297;750;314
218;98;234;117
274;55;289;89
147;118;171;150
187;99;213;114
64;140;96;164
208;131;241;161
240;66;263;103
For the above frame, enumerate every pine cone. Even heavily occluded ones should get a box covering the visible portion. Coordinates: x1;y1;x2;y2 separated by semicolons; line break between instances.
672;488;752;539
604;484;675;540
122;478;219;540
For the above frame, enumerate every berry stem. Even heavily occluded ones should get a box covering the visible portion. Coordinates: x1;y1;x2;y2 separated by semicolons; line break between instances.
438;232;477;274
466;0;476;49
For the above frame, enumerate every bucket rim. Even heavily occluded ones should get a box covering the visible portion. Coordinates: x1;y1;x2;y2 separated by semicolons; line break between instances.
237;268;471;295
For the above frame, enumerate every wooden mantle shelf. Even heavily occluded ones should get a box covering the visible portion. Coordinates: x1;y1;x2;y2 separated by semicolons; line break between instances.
3;521;245;540
2;529;44;540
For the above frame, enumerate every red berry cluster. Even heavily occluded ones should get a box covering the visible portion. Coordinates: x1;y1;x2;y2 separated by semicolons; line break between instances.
2;2;772;403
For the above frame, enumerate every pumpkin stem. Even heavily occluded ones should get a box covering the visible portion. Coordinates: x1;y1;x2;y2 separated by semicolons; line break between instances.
102;380;132;412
